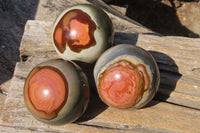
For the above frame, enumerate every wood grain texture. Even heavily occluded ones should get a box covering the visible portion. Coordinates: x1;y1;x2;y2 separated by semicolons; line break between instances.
1;73;200;133
1;0;200;132
20;20;200;110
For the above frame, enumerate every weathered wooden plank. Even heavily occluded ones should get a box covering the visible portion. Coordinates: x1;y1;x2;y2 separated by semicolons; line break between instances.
0;125;63;133
1;73;199;133
1;0;200;132
19;20;200;109
35;0;151;34
14;56;200;110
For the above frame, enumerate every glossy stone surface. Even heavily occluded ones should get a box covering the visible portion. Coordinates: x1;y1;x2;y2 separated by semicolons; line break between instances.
52;4;114;63
94;44;160;109
98;60;149;108
24;59;89;125
53;9;96;53
27;66;68;120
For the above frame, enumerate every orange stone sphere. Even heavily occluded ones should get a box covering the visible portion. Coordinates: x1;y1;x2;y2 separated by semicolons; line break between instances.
94;44;160;109
53;9;96;53
98;60;149;108
28;67;67;118
52;4;114;63
24;59;89;125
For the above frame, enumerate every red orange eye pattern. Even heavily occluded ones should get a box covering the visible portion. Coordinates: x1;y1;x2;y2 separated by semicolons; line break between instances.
98;60;150;109
53;9;96;53
24;66;68;120
23;4;160;126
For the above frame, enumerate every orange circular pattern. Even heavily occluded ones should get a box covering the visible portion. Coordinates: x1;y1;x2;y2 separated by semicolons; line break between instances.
98;60;149;108
53;9;96;53
25;66;68;120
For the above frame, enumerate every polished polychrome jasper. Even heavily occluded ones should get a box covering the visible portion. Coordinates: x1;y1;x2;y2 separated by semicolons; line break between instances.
24;59;89;125
94;44;160;109
52;4;114;63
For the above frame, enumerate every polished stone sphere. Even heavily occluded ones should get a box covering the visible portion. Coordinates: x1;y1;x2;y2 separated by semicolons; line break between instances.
52;4;114;63
94;44;160;109
24;59;89;125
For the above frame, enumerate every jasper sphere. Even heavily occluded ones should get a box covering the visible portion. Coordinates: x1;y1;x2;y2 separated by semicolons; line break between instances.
94;44;160;109
24;59;89;125
52;4;114;63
